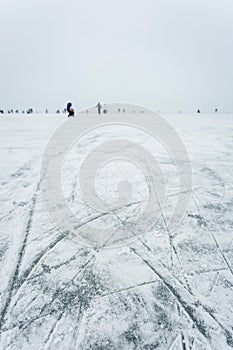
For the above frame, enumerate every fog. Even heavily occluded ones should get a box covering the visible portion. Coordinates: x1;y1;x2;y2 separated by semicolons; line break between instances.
0;0;233;112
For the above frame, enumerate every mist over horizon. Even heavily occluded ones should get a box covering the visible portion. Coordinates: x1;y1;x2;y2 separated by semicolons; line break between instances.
1;0;233;113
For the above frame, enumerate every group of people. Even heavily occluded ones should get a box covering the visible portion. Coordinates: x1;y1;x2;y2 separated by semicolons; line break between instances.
66;102;102;117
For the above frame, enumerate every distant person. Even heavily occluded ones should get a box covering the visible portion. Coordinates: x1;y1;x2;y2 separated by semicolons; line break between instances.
197;109;201;114
67;102;75;117
215;108;218;113
96;102;102;115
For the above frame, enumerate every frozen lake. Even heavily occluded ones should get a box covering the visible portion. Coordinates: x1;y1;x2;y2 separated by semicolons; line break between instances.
0;112;233;349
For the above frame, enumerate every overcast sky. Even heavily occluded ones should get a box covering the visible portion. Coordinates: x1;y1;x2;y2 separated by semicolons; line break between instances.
0;0;233;112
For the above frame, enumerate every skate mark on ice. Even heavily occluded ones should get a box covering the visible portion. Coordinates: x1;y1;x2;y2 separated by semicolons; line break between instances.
0;182;40;330
131;246;233;347
191;193;233;275
206;272;220;296
96;279;158;299
1;252;95;349
10;161;32;179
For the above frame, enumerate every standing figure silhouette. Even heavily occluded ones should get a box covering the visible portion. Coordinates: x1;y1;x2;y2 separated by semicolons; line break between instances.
96;102;102;115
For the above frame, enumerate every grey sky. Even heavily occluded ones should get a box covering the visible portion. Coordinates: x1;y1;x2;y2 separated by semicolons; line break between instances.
0;0;233;112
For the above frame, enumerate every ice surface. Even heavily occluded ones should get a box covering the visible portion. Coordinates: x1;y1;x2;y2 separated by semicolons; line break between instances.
0;113;233;349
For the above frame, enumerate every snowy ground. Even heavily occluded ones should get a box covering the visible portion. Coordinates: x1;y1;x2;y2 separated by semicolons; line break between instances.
0;112;233;349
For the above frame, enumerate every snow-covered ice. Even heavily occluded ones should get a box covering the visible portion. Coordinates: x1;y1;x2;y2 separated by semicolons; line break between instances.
0;112;233;349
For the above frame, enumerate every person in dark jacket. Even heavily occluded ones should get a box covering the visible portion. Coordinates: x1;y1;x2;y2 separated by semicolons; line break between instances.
67;102;75;117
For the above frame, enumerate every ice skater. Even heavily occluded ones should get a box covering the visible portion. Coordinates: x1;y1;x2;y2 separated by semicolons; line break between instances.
96;102;102;115
67;102;75;117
